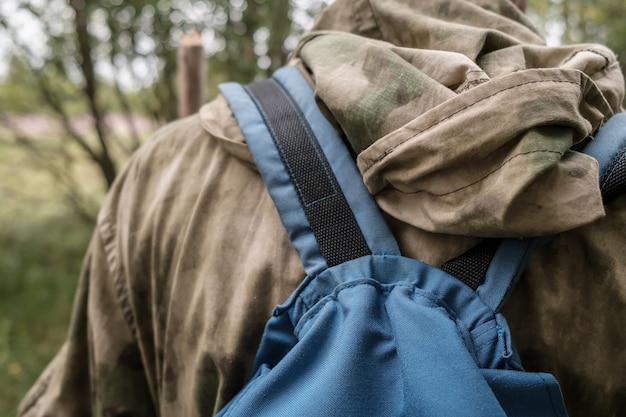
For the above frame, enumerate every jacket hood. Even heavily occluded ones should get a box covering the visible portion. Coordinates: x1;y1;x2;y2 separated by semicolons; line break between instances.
289;0;624;239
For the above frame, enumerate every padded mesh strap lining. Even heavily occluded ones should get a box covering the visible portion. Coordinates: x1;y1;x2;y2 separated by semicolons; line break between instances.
440;239;500;290
245;79;371;267
600;145;626;203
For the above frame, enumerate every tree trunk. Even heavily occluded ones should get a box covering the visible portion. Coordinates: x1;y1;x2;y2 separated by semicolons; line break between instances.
70;0;117;189
178;32;206;118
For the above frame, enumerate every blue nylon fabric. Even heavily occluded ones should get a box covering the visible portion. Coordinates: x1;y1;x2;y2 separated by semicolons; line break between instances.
583;112;626;182
289;256;526;371
481;369;568;417
216;257;567;417
217;67;569;416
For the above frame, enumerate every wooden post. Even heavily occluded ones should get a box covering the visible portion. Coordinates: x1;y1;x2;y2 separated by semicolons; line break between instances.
178;31;206;118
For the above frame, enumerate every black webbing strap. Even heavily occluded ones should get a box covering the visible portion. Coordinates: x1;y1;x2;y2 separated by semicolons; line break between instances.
440;239;500;290
245;79;371;267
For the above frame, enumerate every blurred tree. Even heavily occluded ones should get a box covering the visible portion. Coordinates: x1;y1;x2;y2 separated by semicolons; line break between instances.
528;0;626;79
0;0;330;221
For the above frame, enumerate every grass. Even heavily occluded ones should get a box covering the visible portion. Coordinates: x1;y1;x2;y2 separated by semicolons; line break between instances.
0;214;92;416
0;133;108;416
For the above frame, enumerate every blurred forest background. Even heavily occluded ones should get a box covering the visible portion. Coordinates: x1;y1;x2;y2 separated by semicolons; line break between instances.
0;0;625;414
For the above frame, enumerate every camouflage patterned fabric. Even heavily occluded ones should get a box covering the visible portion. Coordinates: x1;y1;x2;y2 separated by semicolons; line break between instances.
19;0;626;416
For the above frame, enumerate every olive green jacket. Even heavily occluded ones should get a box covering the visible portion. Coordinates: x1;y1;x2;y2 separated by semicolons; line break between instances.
19;0;626;416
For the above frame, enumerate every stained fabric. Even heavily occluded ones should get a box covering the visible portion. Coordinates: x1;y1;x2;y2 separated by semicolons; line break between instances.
18;1;626;417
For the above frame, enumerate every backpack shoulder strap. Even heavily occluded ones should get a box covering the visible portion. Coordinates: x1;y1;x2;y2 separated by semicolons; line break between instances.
220;67;626;311
219;66;400;277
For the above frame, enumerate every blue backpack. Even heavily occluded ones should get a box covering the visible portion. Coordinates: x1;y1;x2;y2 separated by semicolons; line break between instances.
217;66;626;416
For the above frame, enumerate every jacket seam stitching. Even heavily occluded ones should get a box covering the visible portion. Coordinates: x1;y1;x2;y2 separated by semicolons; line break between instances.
17;370;52;415
361;78;580;173
562;48;611;71
393;149;564;197
98;211;138;337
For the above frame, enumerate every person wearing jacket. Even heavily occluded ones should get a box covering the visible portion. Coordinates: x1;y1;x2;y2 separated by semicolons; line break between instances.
18;0;625;416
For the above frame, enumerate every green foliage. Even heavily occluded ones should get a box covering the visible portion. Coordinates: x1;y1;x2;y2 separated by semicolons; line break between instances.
0;132;95;415
0;58;45;115
0;0;330;217
528;0;626;80
0;214;92;417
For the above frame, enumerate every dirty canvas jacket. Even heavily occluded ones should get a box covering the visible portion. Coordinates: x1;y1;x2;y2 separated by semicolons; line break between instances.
19;0;626;416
